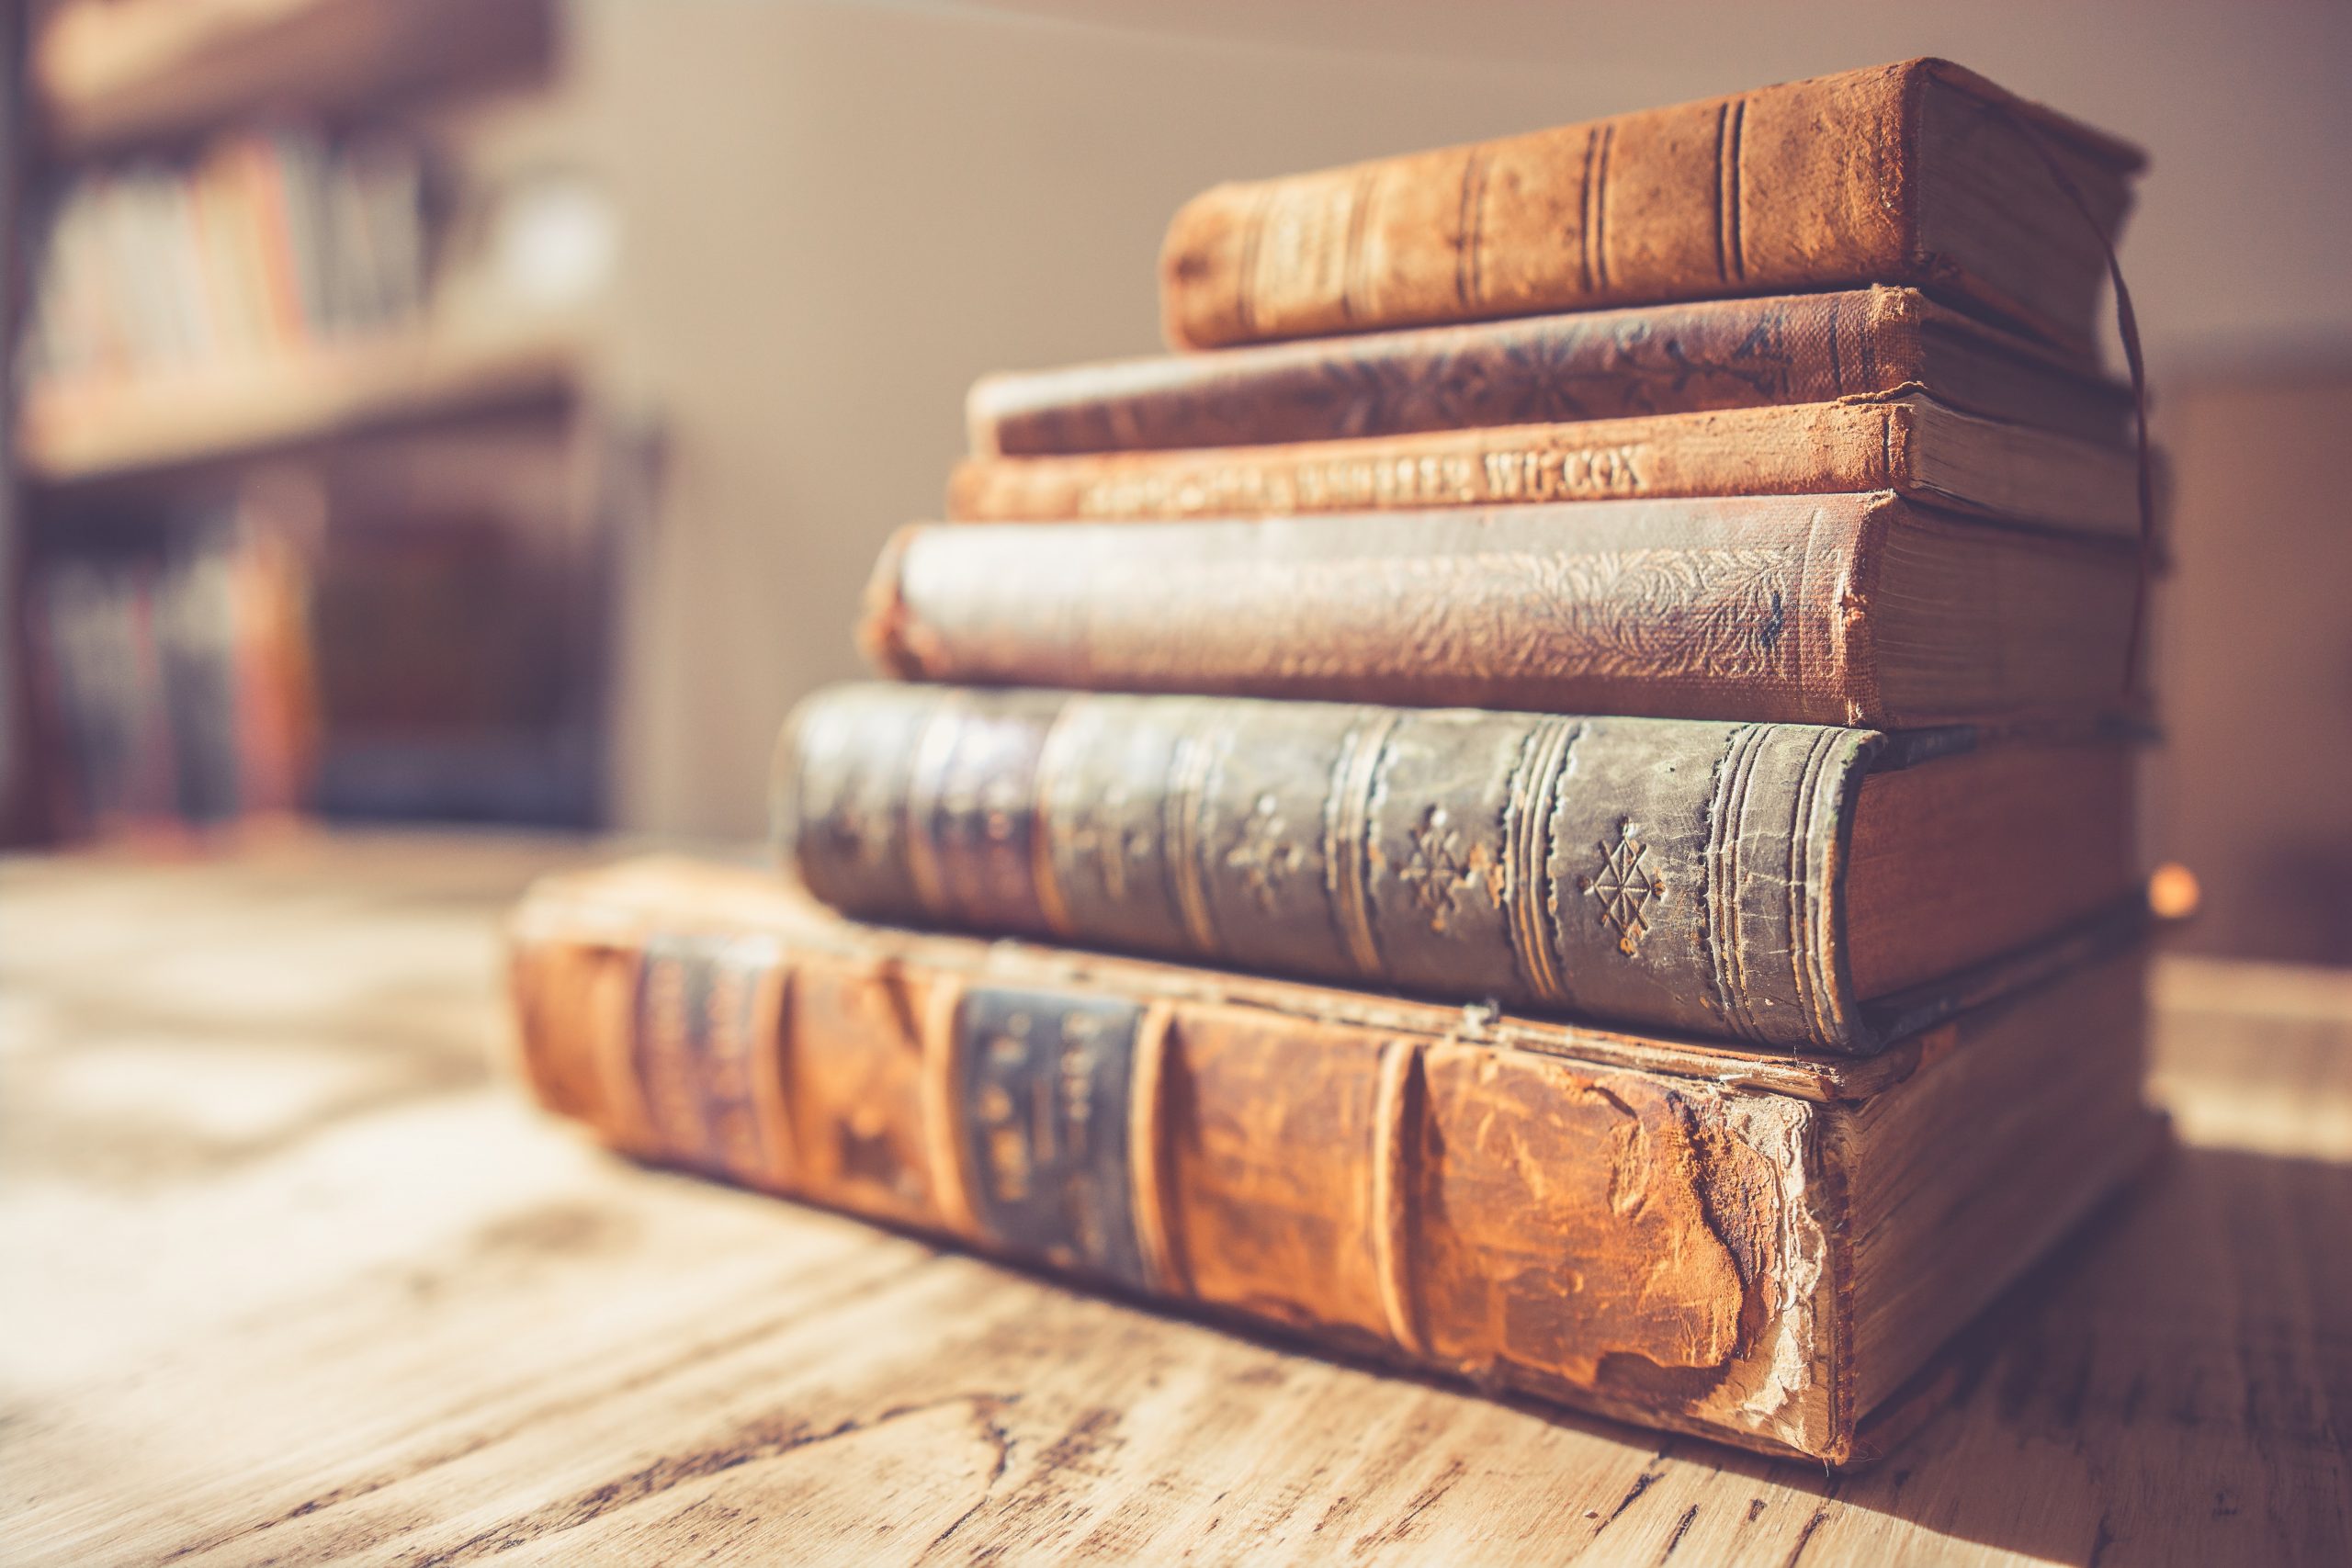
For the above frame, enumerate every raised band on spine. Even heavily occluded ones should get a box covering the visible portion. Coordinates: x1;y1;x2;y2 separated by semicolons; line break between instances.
1164;719;1225;956
901;697;966;918
1125;1000;1187;1296
1507;716;1581;1007
1370;1038;1428;1359
1325;708;1400;979
1025;698;1086;939
1703;724;1770;1043
1787;727;1851;1046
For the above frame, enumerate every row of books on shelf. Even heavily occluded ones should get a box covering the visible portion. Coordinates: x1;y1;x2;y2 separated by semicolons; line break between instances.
27;496;586;839
509;59;2163;1468
23;126;430;389
29;508;311;835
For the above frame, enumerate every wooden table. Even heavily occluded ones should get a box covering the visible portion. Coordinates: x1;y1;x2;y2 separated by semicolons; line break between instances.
4;835;2347;1566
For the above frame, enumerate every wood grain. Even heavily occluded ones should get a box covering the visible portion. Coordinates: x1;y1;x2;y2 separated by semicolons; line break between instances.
2;834;2346;1566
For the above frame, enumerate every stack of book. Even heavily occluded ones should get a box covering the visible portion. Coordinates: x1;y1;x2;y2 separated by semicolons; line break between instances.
508;60;2160;1465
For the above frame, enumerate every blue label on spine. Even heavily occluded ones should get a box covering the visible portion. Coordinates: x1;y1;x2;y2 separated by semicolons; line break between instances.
956;987;1148;1290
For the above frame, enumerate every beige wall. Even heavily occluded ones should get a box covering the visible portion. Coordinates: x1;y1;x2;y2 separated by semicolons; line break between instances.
2149;369;2352;964
555;0;2352;851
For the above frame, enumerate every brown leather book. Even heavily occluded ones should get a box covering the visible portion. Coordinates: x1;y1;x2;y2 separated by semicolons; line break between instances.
506;856;2159;1466
946;395;2140;539
969;288;2133;458
862;493;2141;728
1161;60;2141;355
777;683;2142;1054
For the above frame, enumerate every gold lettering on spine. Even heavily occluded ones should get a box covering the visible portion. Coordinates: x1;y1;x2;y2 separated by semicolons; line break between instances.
1324;708;1401;979
1163;721;1225;956
1125;1001;1187;1296
1506;716;1582;1006
1072;442;1646;520
1025;700;1087;939
1370;1039;1428;1359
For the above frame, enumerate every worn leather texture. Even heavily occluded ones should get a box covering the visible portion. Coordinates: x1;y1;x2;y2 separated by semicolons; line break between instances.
944;394;2142;540
781;684;1894;1050
970;288;2133;457
504;859;1844;1460
860;492;2141;728
505;858;2151;1464
1159;60;2139;355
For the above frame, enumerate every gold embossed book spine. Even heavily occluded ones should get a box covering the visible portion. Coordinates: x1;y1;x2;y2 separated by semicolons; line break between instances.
943;396;2143;537
505;857;2158;1468
775;684;2144;1055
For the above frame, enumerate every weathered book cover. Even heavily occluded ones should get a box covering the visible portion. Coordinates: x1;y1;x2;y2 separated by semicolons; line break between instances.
1160;59;2141;355
946;395;2141;539
862;493;2142;729
506;856;2158;1465
776;684;2143;1054
969;288;2133;457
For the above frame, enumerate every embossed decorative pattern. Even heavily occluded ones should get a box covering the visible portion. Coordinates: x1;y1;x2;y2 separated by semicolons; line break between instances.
1581;827;1666;955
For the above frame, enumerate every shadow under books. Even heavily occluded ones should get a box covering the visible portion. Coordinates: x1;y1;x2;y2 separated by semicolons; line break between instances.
1693;1142;2351;1568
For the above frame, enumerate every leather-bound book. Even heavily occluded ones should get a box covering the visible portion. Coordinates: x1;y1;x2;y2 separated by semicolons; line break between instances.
506;856;2159;1466
861;493;2141;728
776;684;2143;1054
1160;59;2141;355
945;394;2140;538
968;288;2133;458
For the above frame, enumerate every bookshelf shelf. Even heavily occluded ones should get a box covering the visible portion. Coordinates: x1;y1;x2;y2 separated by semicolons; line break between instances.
17;329;580;485
34;0;548;156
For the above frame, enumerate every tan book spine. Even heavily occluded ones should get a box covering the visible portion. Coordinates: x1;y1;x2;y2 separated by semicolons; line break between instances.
1160;63;1925;351
1159;60;2140;354
946;397;2142;539
505;860;1846;1461
506;858;2155;1467
864;493;2144;727
865;494;1893;726
948;400;1900;522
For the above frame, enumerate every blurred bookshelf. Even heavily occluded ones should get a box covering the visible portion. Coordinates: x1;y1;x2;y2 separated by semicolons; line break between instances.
6;0;640;846
17;326;580;483
33;0;551;157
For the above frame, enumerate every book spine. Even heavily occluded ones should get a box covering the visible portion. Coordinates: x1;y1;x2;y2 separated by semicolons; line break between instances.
971;290;1929;457
946;400;1905;523
779;685;1883;1051
506;892;1843;1461
1160;63;1918;350
861;494;1891;728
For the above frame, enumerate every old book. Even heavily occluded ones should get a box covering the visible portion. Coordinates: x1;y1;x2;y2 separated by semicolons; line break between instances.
969;288;2133;458
862;493;2140;728
1161;59;2140;355
506;856;2159;1466
946;395;2139;538
778;683;2141;1053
